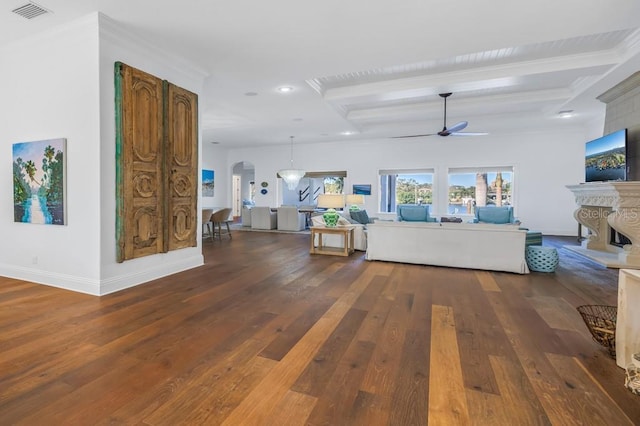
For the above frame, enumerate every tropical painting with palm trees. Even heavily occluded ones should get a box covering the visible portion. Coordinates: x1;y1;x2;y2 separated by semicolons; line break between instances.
13;138;66;225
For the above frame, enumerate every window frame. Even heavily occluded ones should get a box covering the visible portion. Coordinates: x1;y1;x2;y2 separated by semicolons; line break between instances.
447;166;515;216
378;168;436;214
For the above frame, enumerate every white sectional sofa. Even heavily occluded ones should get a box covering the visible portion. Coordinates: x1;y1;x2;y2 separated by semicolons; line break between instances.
366;221;529;274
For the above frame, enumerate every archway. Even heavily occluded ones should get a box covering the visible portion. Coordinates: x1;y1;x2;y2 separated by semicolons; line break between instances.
231;161;255;217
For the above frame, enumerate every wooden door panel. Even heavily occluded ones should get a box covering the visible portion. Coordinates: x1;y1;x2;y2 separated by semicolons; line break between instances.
115;62;165;262
165;82;198;251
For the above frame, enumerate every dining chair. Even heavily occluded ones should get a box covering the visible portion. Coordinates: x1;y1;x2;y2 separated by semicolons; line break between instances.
202;208;214;243
210;208;233;240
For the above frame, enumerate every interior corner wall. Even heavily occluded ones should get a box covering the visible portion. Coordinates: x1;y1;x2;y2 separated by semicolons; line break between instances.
0;14;102;294
600;74;640;181
202;142;229;209
228;127;589;236
98;13;206;295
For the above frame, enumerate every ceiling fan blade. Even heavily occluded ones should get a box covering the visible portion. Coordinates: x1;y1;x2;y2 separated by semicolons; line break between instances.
395;94;482;139
449;131;489;136
447;121;468;133
391;133;436;139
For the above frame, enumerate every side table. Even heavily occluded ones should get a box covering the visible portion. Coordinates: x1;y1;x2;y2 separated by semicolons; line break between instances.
310;226;355;257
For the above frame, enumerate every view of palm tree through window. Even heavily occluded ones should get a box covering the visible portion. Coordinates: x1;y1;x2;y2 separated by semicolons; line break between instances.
448;171;512;214
379;168;513;215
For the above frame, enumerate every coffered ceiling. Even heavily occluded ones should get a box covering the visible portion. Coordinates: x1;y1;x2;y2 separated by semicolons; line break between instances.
2;0;640;147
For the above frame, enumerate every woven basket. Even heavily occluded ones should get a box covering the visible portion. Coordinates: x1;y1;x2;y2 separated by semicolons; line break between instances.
577;305;617;357
625;363;640;395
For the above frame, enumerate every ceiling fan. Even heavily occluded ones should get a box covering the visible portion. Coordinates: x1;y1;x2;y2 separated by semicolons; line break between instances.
392;92;488;138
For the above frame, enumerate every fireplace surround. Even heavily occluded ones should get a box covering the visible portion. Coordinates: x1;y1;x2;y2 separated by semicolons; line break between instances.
567;182;640;268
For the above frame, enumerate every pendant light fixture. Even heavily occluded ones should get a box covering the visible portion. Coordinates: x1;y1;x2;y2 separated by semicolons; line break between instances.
278;136;305;190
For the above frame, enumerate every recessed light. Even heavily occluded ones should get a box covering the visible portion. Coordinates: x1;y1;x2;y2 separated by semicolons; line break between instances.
292;117;304;122
210;141;220;145
278;86;293;93
341;131;355;135
244;92;258;96
558;110;574;118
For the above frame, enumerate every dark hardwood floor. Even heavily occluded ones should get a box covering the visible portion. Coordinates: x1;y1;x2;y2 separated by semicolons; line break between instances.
0;231;638;425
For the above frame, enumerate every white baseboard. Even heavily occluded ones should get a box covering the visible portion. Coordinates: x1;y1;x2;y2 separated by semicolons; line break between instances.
0;264;101;295
0;254;204;296
99;255;204;295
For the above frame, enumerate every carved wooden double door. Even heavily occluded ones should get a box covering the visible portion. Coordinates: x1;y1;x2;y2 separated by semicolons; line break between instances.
115;62;198;262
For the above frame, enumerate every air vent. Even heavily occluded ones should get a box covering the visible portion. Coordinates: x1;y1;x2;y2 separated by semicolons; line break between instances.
12;2;50;19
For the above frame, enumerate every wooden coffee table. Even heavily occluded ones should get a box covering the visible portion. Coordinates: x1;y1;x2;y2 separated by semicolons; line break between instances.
310;226;355;256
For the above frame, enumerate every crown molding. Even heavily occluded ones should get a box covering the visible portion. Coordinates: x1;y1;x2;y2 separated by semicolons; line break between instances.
597;70;640;103
98;12;208;83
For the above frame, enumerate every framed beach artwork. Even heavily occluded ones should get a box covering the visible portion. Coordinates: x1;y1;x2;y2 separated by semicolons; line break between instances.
13;138;66;225
202;169;214;197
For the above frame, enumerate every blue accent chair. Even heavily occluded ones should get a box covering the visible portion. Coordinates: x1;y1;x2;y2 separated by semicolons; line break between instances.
396;204;437;222
472;206;519;225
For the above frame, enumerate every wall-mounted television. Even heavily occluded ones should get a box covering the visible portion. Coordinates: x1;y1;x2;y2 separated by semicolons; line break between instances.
585;129;627;182
353;184;371;195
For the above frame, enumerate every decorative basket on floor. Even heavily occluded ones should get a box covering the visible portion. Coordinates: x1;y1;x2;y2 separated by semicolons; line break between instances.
576;304;617;357
625;360;640;396
525;246;559;272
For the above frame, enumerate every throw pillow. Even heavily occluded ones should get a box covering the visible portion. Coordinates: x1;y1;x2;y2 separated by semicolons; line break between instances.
350;210;370;224
441;216;462;223
337;216;352;226
339;213;360;224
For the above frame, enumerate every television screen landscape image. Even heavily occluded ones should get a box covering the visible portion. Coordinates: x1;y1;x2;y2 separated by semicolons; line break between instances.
585;129;627;182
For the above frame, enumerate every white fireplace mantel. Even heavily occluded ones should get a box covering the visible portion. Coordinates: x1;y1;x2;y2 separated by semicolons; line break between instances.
567;182;640;268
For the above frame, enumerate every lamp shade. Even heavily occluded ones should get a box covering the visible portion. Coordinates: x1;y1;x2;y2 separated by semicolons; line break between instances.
345;194;365;205
278;169;306;190
317;194;345;209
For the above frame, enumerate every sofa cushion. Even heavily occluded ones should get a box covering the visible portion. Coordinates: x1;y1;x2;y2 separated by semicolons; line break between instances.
350;210;370;224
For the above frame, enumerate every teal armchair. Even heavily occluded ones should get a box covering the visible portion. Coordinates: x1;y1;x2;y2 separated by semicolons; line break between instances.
396;204;437;222
472;206;519;225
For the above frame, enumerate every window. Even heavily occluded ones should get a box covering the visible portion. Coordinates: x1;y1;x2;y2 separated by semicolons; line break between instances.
379;169;434;213
323;176;344;194
448;167;513;215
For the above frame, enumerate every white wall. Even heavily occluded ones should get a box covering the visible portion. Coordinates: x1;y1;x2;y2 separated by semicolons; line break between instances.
227;127;591;236
0;13;208;295
202;142;229;208
0;15;103;294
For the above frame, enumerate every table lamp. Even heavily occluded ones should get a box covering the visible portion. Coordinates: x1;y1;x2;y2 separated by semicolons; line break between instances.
345;194;365;211
317;194;345;227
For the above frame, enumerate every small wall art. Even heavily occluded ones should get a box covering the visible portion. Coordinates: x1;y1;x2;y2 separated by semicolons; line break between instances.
202;169;214;197
13;138;66;225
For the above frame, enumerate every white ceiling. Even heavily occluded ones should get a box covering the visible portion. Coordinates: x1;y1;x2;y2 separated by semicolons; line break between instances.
2;0;640;148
